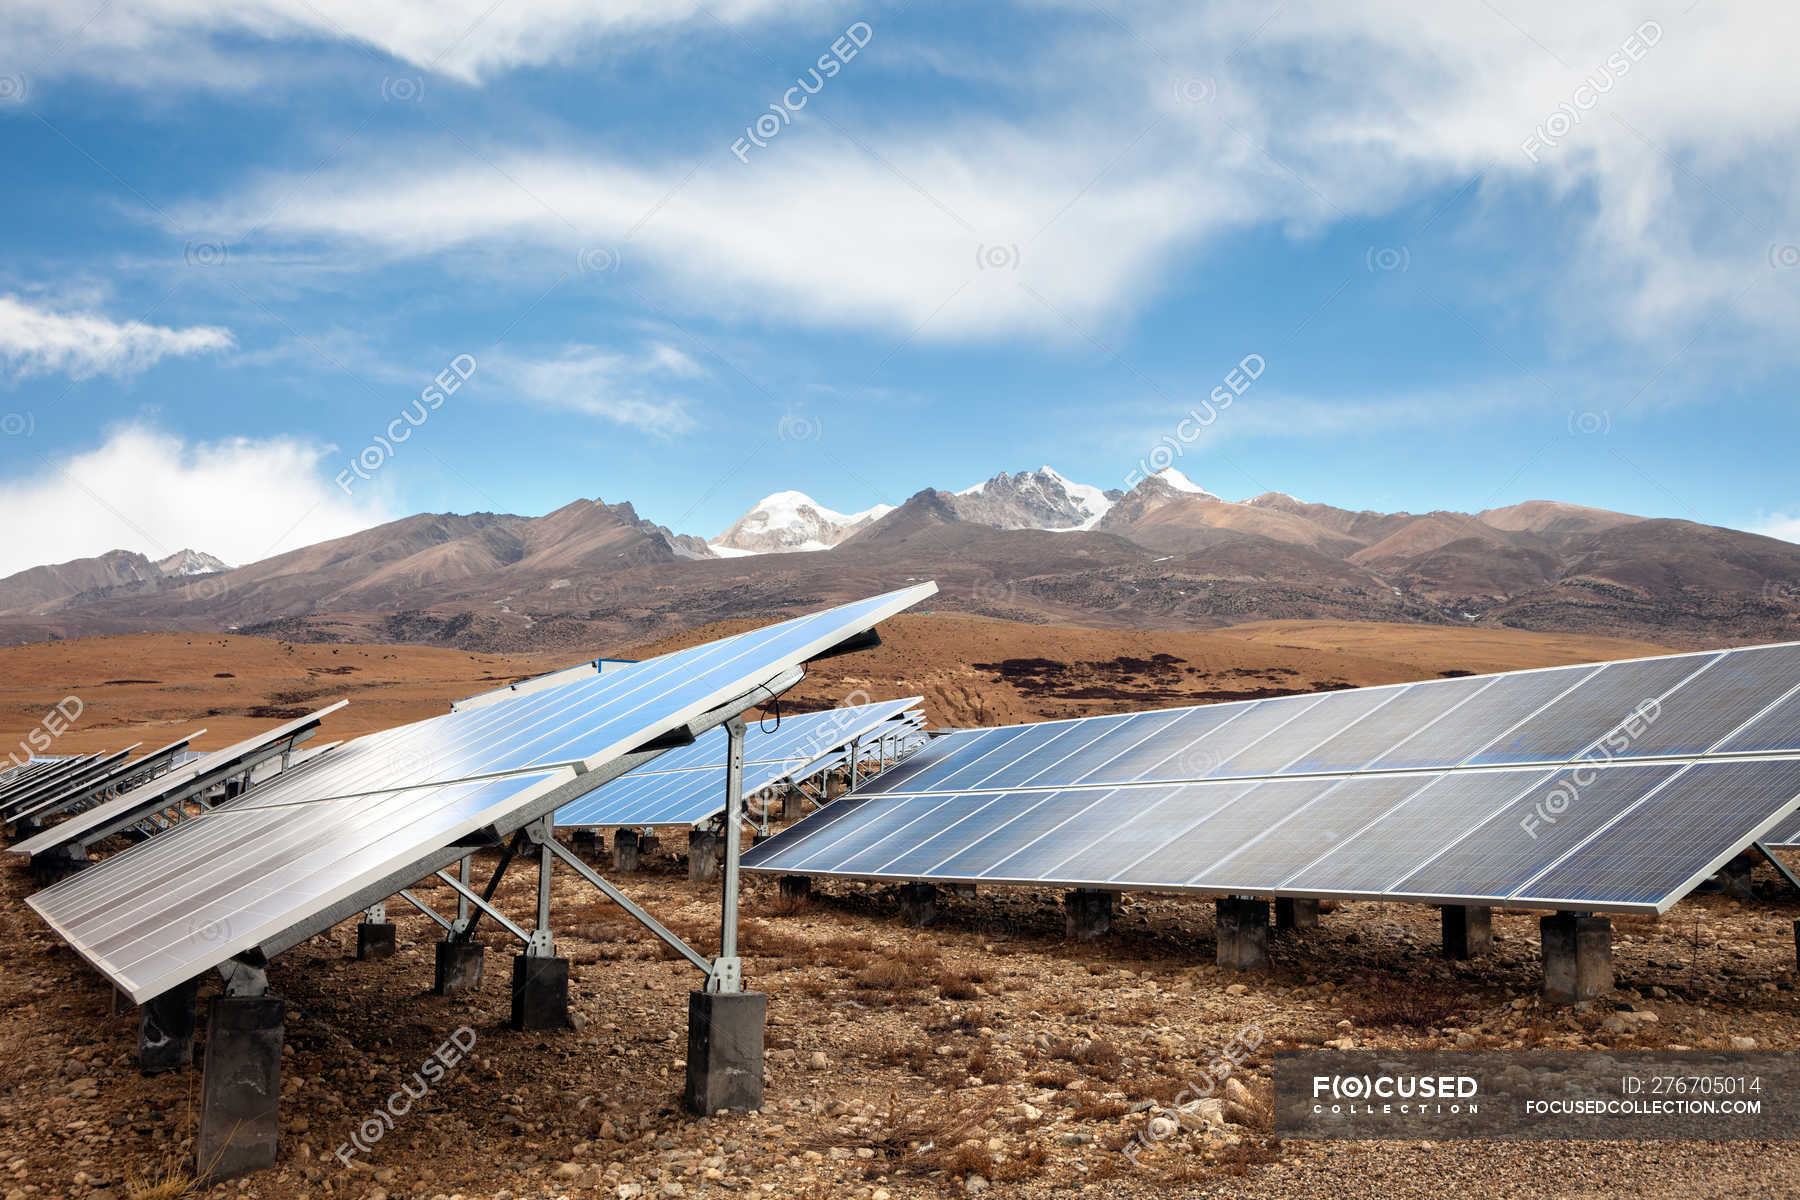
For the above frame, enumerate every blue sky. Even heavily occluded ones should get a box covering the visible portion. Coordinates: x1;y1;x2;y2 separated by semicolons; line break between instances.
0;0;1796;574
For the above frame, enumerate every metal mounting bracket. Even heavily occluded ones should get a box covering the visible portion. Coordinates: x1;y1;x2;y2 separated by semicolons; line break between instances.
706;956;743;994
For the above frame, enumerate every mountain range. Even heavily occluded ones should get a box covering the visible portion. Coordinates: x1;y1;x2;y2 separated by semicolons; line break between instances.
3;466;1798;652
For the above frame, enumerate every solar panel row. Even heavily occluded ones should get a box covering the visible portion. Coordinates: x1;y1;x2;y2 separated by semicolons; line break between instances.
745;759;1800;912
554;698;925;829
10;705;347;860
746;639;1800;914
29;584;938;1003
854;642;1800;795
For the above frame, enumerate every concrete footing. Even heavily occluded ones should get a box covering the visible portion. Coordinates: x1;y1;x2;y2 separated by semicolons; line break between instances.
689;829;722;882
356;921;397;961
781;789;805;822
509;955;570;1031
897;882;940;927
1442;905;1492;960
952;883;978;899
683;990;766;1115
139;977;198;1073
196;995;284;1180
778;874;812;902
1215;897;1270;970
1064;889;1116;940
1541;912;1613;1005
571;829;599;857
434;940;485;995
1275;898;1319;931
614;829;642;873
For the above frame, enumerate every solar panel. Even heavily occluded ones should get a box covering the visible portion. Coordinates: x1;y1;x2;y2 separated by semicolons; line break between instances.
554;698;924;828
1;748;138;824
746;638;1800;913
2;734;198;829
29;584;936;1003
9;705;347;860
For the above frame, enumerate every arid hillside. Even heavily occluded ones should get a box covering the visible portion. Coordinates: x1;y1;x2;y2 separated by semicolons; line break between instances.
0;615;1672;757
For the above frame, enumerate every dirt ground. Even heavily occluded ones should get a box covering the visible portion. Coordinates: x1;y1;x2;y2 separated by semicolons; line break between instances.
6;613;1795;1200
2;852;1799;1200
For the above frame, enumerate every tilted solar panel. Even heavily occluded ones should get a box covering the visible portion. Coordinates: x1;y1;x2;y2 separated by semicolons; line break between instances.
554;697;924;828
29;584;936;1003
9;705;347;859
745;639;1800;913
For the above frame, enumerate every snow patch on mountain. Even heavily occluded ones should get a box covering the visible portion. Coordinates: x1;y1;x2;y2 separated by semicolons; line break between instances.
951;466;1116;531
1151;468;1218;499
710;491;895;555
156;548;231;576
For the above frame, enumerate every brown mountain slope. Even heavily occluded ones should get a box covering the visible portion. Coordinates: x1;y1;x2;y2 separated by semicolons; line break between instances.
0;549;169;614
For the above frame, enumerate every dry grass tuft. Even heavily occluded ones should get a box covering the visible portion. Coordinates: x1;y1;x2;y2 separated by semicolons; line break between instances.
936;968;979;1000
854;957;918;991
1342;979;1466;1029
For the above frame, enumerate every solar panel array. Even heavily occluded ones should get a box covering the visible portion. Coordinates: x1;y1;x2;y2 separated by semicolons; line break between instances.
1;734;197;830
745;641;1800;914
9;705;347;860
555;697;925;828
29;584;936;1003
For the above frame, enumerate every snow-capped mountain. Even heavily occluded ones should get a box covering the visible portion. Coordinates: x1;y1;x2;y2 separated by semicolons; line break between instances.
1151;468;1218;499
710;491;895;555
156;548;231;576
949;466;1120;531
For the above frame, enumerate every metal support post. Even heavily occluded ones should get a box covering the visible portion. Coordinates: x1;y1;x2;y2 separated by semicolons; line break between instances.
709;715;747;995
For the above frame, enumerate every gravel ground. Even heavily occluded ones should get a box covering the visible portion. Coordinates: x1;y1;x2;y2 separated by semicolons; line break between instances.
3;848;1798;1200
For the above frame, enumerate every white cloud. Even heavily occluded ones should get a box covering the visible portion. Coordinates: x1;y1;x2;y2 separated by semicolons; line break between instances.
1752;514;1800;545
498;343;701;434
2;0;819;86
0;425;391;576
0;294;233;381
168;0;1800;348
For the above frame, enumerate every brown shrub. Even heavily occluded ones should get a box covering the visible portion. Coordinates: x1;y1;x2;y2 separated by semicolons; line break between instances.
855;958;917;990
1342;980;1466;1029
937;969;979;1000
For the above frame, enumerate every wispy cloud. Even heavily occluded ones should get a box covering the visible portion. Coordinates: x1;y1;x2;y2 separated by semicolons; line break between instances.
496;342;702;435
0;294;232;381
0;0;824;87
1751;514;1800;545
0;424;391;576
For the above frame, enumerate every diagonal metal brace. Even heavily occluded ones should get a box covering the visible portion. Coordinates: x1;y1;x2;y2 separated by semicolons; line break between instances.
397;889;453;931
1754;842;1800;896
544;838;712;975
435;868;532;946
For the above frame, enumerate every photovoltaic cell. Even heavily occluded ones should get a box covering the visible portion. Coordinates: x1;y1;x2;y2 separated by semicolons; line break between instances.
1138;696;1330;783
1517;760;1800;906
1017;709;1186;786
1275;771;1548;896
1466;656;1719;765
1204;688;1402;778
1718;687;1800;755
1617;645;1800;757
1189;774;1431;888
1388;764;1685;901
1119;780;1329;886
553;698;924;828
1036;784;1260;888
1281;676;1497;774
1364;666;1603;769
981;787;1188;880
925;790;1099;878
